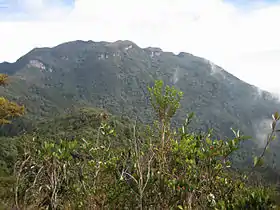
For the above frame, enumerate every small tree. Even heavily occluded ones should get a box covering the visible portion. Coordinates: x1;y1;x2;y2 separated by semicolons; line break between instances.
148;80;183;176
118;119;155;210
0;74;24;125
148;80;183;148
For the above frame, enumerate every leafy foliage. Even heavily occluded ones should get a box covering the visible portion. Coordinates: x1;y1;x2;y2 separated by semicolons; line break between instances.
0;74;8;86
2;80;277;209
0;74;24;125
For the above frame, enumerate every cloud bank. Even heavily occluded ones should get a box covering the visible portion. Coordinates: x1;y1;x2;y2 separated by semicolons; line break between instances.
0;0;280;93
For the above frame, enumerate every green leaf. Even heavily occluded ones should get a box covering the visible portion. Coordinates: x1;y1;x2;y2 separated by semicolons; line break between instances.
273;112;279;121
178;205;184;210
254;156;264;167
254;156;258;167
206;138;212;145
258;158;264;166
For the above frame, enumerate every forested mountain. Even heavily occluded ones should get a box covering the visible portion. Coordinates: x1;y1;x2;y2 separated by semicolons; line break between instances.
0;40;279;140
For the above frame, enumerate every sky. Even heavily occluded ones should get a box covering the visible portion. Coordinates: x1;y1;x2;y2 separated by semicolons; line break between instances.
0;0;280;94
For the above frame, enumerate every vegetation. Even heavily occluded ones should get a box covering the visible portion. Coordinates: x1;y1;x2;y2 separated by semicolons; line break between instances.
0;73;24;209
0;80;279;209
0;74;24;125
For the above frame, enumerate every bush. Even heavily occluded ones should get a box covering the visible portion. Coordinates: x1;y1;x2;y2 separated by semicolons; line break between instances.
9;80;279;209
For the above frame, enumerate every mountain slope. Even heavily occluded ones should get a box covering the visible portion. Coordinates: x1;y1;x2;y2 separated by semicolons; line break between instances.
0;40;279;141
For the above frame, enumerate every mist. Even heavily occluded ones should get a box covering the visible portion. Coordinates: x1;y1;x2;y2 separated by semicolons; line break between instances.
253;118;272;148
253;117;280;149
170;67;180;85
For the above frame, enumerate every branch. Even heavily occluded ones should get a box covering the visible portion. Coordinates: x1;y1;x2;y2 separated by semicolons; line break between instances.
14;155;31;209
142;152;155;193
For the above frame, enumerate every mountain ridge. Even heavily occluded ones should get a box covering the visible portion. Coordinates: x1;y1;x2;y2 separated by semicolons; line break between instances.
0;39;279;142
1;39;272;95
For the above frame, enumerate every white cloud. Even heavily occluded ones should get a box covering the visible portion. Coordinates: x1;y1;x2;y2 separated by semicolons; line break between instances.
0;0;280;93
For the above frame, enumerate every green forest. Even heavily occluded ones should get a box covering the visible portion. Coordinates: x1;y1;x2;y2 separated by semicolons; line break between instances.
1;73;280;209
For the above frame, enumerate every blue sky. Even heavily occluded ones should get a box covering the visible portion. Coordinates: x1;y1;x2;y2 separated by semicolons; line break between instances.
0;0;75;20
0;0;280;95
0;0;75;9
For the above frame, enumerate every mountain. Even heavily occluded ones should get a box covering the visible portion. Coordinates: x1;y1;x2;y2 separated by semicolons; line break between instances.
0;39;279;142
